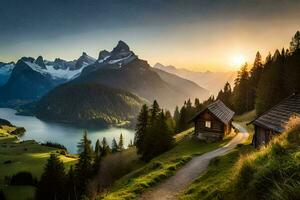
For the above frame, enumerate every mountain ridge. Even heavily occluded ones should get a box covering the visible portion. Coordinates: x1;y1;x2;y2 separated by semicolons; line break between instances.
154;63;236;96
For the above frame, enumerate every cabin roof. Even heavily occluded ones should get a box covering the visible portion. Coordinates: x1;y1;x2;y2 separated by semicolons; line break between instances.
249;93;300;132
191;100;235;125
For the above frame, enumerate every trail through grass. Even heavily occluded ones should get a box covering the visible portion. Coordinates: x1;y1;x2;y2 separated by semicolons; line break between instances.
101;130;230;200
179;145;254;200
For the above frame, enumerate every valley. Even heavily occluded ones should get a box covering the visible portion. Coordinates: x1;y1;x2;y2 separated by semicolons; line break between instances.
0;2;299;198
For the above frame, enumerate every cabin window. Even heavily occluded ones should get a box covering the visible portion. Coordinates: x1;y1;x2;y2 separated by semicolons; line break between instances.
205;121;211;128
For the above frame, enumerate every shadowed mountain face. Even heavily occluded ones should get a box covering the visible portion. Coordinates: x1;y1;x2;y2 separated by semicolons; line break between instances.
154;63;237;96
74;41;209;110
36;83;146;126
152;67;209;100
0;53;96;107
0;59;60;107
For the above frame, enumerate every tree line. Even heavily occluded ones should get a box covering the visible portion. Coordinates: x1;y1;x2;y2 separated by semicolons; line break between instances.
135;97;216;161
35;131;127;200
217;31;300;115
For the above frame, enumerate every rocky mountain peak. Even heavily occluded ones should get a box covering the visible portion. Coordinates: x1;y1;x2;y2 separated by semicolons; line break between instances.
35;56;47;69
73;52;96;70
98;50;110;60
20;57;35;63
111;40;130;54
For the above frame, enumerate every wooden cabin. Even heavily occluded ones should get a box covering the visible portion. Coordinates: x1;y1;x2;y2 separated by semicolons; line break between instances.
249;93;300;148
191;100;235;142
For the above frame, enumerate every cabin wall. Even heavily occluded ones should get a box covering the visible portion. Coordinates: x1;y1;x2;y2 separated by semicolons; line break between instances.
194;110;226;142
224;120;232;135
253;125;278;148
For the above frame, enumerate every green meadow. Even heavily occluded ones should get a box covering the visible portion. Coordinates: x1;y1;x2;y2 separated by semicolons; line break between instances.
0;125;77;200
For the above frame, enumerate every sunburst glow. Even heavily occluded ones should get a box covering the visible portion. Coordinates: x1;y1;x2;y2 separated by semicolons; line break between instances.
231;54;246;68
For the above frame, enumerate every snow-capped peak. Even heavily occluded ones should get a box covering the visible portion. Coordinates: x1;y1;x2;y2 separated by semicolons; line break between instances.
23;58;89;80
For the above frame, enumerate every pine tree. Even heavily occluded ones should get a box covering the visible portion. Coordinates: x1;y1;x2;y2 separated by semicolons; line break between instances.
135;104;149;155
157;111;173;151
111;138;118;153
165;110;175;134
256;50;286;114
94;139;101;158
290;30;300;53
185;99;194;123
118;134;124;151
66;166;77;200
194;98;203;111
177;105;187;132
232;63;250;114
150;100;160;123
285;47;300;93
93;139;102;174
217;82;233;109
202;95;215;106
75;132;93;198
248;52;263;110
247;51;264;110
101;137;111;157
142;111;173;161
173;106;180;132
36;154;66;200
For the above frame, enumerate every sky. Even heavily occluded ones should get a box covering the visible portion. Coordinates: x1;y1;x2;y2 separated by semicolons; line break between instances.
0;0;300;72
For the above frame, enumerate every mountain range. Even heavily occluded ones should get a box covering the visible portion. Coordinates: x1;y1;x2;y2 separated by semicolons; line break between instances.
0;53;96;107
154;63;236;96
0;41;210;126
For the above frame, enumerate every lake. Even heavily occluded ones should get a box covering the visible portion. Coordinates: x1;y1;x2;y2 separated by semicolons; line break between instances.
0;108;135;153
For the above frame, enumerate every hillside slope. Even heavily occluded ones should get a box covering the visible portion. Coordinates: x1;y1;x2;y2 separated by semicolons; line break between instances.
152;68;209;103
181;116;300;200
36;83;146;126
154;63;236;96
100;128;231;200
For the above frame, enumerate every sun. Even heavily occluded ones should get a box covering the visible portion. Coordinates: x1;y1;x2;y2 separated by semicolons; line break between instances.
231;54;246;68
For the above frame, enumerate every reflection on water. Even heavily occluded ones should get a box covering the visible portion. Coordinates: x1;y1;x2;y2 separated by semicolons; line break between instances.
0;108;135;154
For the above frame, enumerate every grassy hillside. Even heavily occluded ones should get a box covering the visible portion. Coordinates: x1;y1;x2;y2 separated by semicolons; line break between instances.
223;116;300;200
100;128;231;200
0;122;77;200
180;116;300;200
179;145;254;200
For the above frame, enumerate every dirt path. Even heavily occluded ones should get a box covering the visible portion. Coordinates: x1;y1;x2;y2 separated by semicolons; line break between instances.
137;122;249;200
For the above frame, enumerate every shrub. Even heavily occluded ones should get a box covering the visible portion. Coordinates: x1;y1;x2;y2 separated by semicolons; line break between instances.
42;141;67;151
10;171;37;186
3;160;12;164
11;127;26;135
97;151;138;187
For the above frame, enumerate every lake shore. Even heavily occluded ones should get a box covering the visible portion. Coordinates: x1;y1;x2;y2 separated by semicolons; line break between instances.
0;108;135;154
0;121;77;200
